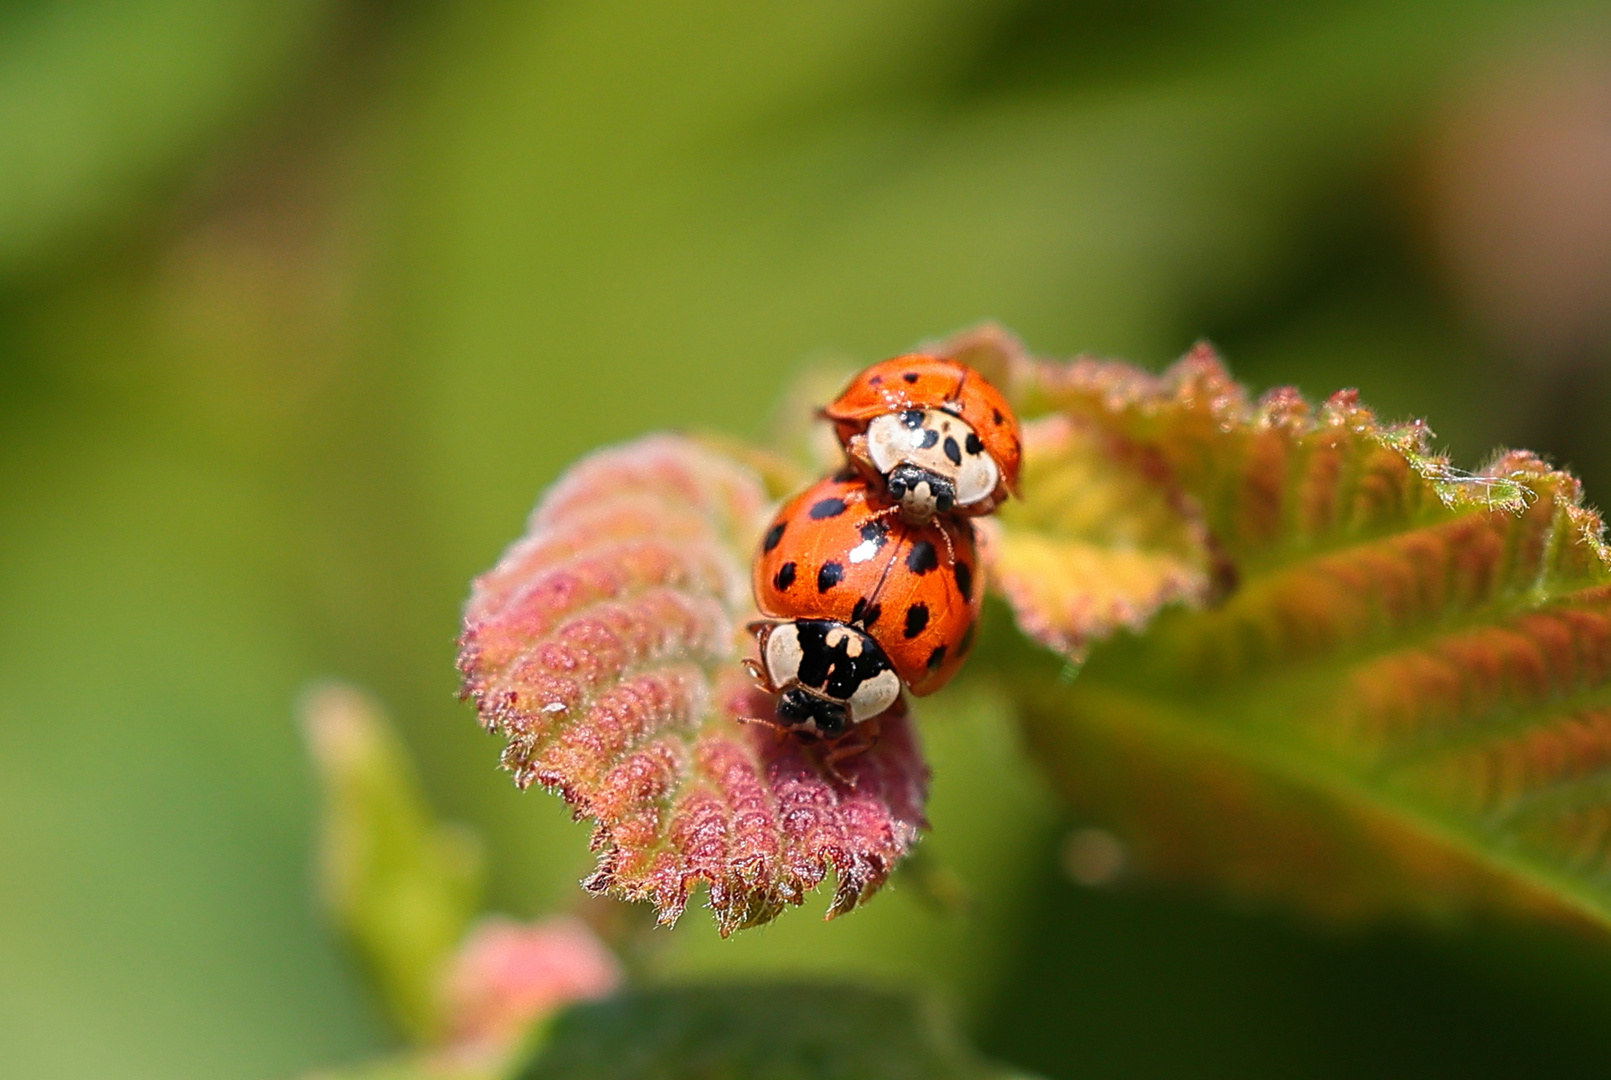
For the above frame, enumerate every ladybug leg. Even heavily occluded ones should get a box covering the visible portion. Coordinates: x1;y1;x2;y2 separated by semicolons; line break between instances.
736;652;786;743
820;720;882;787
845;432;875;472
938;526;956;567
741;657;770;690
821;743;859;787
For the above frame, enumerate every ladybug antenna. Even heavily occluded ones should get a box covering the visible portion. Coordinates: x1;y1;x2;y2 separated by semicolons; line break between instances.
736;713;791;744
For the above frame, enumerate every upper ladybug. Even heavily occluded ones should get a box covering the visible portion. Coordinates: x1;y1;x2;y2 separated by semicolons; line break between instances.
823;354;1022;524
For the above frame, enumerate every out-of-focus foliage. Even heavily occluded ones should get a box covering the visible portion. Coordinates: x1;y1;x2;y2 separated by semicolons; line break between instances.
0;0;341;276
304;691;622;1080
521;984;1030;1080
438;915;621;1060
7;1;1611;1079
306;684;483;1041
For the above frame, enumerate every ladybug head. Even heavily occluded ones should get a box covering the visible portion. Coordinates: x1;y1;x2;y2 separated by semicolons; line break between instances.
865;408;1000;522
776;687;850;740
760;619;901;734
886;463;957;517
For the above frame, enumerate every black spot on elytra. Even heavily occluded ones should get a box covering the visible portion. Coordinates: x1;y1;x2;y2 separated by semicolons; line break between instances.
954;560;973;602
965;432;983;455
762;521;785;553
809;497;847;520
903;372;920;383
773;562;796;590
869;374;883;385
906;540;938;574
817;561;844;592
904;604;930;639
859;520;889;547
900;409;924;428
851;596;882;628
992;408;1004;425
918;428;939;449
943;436;962;466
926;644;948;670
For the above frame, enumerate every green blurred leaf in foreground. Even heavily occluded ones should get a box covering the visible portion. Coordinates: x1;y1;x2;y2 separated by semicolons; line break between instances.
305;683;485;1041
984;337;1611;928
521;984;1032;1080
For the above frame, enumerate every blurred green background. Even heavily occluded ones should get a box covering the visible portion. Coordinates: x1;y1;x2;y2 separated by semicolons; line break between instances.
5;2;1611;1077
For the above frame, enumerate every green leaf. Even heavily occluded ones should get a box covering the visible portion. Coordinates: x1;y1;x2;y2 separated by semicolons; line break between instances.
304;683;485;1042
520;984;1034;1080
989;343;1611;928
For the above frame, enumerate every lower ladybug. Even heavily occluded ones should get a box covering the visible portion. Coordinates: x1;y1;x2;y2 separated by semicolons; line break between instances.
745;473;981;739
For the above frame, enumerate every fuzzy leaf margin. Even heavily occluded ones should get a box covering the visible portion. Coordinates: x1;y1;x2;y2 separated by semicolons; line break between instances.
458;436;928;934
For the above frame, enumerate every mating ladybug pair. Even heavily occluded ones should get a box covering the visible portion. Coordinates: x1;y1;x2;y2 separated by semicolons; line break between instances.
743;355;1022;755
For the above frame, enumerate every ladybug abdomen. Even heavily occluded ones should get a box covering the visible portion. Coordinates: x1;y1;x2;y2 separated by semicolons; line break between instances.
753;476;981;695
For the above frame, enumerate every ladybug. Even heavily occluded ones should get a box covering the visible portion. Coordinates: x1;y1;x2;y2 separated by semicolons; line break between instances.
745;473;981;739
823;354;1021;524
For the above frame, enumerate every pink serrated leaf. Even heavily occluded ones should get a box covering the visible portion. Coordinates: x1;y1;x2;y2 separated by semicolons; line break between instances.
458;436;928;934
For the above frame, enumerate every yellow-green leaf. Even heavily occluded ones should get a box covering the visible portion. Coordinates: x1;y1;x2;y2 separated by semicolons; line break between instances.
984;413;1214;656
989;341;1611;929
